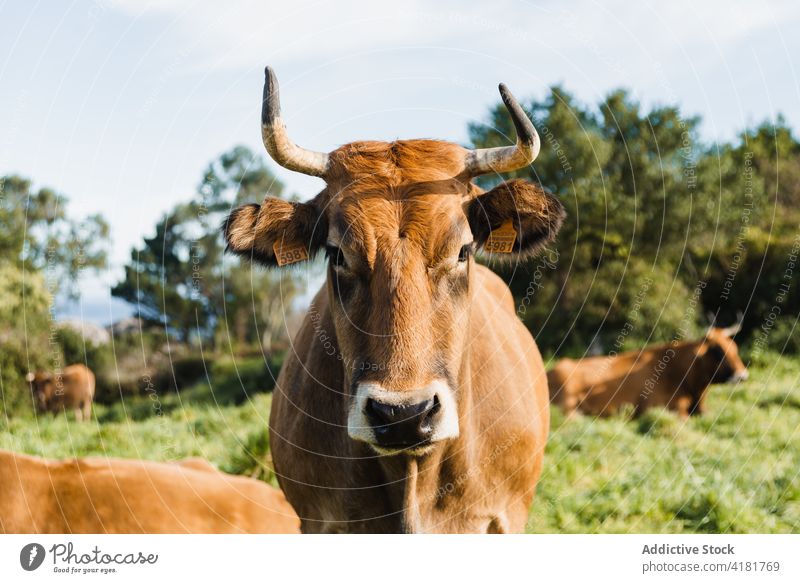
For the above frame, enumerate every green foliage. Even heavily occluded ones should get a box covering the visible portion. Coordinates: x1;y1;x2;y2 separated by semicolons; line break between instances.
470;89;800;356
161;356;209;391
764;317;800;355
0;176;109;417
222;425;276;485
0;174;109;299
0;265;53;417
112;145;301;348
209;355;284;405
55;327;113;376
0;390;273;470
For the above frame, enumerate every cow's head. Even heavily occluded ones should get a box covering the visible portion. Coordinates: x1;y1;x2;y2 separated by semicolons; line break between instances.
224;67;564;455
26;371;55;412
702;313;748;384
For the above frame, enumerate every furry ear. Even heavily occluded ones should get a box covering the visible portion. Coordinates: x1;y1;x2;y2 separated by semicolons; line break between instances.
222;197;327;267
468;179;565;260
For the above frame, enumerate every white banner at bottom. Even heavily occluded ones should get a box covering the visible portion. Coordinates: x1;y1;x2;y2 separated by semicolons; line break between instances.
0;534;797;582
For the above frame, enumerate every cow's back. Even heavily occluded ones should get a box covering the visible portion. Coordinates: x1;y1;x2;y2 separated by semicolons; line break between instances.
549;349;669;416
0;450;299;534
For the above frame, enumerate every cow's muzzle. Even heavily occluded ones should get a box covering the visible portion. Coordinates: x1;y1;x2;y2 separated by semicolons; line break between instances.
365;395;438;449
730;369;749;383
347;380;459;454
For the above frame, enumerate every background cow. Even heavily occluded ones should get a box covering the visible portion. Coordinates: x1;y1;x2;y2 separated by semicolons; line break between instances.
26;364;95;421
0;450;300;534
548;320;748;418
223;67;564;533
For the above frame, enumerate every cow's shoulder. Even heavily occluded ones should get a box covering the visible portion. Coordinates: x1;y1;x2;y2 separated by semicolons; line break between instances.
472;264;515;313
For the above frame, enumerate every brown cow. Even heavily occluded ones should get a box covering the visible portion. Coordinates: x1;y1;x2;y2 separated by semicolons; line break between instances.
548;322;748;419
223;67;565;533
0;450;300;533
26;364;95;421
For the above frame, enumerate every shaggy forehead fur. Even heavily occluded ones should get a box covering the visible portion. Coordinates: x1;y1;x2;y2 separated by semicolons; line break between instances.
320;139;481;264
325;139;474;190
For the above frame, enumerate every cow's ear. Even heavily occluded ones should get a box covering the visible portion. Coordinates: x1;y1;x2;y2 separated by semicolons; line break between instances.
223;197;327;267
467;179;565;261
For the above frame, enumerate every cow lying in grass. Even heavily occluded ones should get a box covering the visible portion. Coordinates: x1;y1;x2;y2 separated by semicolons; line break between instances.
0;450;299;533
548;321;748;419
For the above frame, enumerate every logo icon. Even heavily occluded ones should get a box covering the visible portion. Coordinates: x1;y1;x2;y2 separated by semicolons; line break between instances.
20;543;46;571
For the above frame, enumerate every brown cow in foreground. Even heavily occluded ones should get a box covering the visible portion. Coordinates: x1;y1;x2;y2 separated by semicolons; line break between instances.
0;450;300;533
26;364;95;421
548;323;748;419
223;67;565;532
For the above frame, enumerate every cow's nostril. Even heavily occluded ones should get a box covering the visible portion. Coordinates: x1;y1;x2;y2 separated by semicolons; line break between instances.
419;394;440;432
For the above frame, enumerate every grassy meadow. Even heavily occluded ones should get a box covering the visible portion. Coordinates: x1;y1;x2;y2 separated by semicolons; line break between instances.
1;353;798;533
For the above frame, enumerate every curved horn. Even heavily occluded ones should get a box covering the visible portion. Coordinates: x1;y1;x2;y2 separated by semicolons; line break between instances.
722;310;744;337
261;66;329;177
465;83;541;177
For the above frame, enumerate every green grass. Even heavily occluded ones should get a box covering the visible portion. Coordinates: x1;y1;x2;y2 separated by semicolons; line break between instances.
529;355;800;533
2;354;798;533
0;383;277;485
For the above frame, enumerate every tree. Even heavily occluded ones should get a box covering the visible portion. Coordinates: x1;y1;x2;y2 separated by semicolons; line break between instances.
112;146;301;349
0;174;109;298
469;88;738;354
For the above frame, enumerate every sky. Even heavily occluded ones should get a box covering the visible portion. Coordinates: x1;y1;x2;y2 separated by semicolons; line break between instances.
1;0;799;324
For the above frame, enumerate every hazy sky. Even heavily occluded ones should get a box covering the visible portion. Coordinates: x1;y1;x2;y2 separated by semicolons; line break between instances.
2;0;798;324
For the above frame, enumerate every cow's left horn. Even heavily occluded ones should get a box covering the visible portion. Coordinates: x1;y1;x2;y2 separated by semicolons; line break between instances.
465;83;541;177
261;66;329;177
722;310;745;337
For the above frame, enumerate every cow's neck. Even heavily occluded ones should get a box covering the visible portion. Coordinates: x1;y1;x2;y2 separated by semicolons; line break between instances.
371;351;476;533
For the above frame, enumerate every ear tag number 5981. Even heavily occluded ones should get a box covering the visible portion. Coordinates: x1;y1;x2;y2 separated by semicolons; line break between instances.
484;220;517;254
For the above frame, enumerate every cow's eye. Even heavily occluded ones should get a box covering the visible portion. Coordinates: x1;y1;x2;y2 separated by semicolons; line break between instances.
458;243;473;263
326;244;347;268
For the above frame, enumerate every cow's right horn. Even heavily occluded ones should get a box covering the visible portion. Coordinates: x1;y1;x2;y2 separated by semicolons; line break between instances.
261;66;329;177
722;310;745;337
464;83;541;177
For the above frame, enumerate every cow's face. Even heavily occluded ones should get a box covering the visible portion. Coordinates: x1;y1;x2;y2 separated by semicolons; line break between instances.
703;328;748;384
225;67;558;455
224;141;564;455
26;372;54;411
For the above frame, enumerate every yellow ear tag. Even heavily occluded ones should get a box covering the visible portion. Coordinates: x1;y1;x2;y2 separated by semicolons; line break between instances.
484;220;517;254
273;240;309;266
